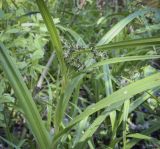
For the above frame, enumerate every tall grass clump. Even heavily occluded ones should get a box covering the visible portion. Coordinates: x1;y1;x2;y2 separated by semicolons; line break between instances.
0;0;160;148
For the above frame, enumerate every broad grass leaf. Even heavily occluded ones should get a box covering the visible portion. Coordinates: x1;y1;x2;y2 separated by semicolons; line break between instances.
97;10;146;46
53;73;160;145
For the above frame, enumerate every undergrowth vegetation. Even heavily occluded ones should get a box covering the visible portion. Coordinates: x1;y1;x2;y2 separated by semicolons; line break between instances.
0;0;160;148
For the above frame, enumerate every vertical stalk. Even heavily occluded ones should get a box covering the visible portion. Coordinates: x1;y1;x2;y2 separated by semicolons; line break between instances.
36;0;67;76
36;0;68;137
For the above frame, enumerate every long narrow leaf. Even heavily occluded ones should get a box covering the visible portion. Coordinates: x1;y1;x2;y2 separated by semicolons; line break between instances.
57;25;87;48
126;120;160;148
36;0;66;73
72;36;160;55
54;74;84;132
75;88;160;147
97;10;146;45
97;36;160;51
0;43;51;149
123;99;130;148
88;55;160;69
103;65;116;131
53;73;160;145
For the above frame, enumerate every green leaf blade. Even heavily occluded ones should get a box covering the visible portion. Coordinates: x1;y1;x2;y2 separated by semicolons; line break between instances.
0;43;51;149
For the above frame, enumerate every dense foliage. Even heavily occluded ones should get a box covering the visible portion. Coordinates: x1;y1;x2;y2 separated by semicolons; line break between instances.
0;0;160;148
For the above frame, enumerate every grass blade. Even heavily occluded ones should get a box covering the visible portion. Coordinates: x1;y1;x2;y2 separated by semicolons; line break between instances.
88;55;160;69
74;100;123;148
53;73;160;145
103;65;116;132
36;0;66;74
96;36;160;51
72;36;160;55
97;10;146;45
123;99;130;148
57;25;87;48
54;74;84;133
0;43;51;149
126;121;160;148
75;87;160;148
